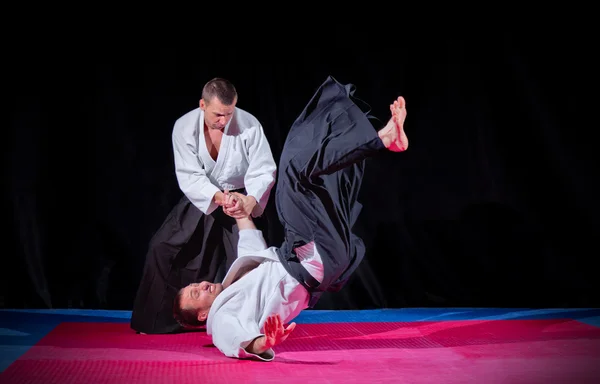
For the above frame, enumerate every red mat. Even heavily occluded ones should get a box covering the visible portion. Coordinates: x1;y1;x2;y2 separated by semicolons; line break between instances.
2;320;600;383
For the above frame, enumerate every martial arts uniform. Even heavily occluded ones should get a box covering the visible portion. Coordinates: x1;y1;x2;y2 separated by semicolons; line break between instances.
207;76;386;360
207;228;319;361
130;106;277;334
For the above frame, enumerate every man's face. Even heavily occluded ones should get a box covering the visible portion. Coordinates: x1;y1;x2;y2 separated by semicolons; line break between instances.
200;96;236;131
180;281;224;321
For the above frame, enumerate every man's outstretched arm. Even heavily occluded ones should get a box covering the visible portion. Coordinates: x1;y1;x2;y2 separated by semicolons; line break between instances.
245;314;296;357
243;122;277;218
210;313;296;362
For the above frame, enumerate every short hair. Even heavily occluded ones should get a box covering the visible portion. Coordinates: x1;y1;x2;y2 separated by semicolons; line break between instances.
173;288;206;328
201;77;237;105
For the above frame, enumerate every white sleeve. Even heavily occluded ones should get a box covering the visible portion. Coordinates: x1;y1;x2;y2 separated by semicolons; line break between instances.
211;312;274;362
172;121;221;215
238;229;268;256
243;123;277;217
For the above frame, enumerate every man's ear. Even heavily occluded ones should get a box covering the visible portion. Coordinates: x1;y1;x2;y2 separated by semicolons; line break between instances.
198;311;208;322
199;99;206;110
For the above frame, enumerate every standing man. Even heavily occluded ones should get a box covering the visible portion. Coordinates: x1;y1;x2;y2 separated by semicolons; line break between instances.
131;78;277;334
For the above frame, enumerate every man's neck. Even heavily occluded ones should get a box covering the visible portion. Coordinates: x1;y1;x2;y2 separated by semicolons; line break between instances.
204;123;224;133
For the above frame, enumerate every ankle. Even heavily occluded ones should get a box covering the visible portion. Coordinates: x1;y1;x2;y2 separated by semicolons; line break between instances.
378;129;392;148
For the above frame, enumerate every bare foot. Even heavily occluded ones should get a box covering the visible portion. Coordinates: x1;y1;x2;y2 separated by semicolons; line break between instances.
378;96;408;152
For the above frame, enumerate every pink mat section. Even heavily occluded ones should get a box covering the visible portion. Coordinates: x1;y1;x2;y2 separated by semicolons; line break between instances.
2;319;600;383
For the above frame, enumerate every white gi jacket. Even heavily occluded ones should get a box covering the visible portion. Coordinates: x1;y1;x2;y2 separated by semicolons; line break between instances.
172;107;276;217
206;229;324;361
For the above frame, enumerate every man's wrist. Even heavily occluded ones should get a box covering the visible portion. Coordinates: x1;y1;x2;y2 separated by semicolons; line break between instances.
213;191;225;205
246;335;269;355
247;195;258;210
236;216;256;230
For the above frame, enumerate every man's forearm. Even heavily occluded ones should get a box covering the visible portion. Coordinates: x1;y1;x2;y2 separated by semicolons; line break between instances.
236;216;256;230
245;335;269;355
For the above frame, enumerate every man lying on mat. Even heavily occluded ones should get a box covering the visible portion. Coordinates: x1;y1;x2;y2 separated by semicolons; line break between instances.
172;75;410;361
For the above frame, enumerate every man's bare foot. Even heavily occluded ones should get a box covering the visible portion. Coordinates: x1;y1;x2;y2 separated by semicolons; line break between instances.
378;96;408;152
